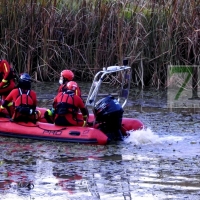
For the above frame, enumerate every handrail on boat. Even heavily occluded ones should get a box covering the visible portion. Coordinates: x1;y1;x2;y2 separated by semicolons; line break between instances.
85;64;132;110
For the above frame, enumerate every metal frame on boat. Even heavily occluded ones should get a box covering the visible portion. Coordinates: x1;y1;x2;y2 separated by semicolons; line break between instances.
86;60;131;109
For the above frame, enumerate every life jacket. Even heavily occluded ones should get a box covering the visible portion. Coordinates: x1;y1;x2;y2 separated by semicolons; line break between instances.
55;91;77;115
61;84;80;96
15;88;34;115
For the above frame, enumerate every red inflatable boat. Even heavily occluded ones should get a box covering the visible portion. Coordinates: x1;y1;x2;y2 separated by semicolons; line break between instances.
0;64;144;145
0;113;143;145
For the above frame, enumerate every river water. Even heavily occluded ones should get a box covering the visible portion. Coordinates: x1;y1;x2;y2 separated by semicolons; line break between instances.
0;82;200;200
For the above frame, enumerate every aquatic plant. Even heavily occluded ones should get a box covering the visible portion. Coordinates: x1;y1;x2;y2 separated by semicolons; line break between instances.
0;0;199;87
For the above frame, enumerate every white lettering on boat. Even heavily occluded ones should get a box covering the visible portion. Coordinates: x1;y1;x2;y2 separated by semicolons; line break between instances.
43;130;62;135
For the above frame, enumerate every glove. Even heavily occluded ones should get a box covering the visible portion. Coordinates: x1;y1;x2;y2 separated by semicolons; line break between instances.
0;106;6;117
35;110;41;120
44;109;54;124
44;111;49;118
0;105;5;112
82;114;88;127
50;108;55;115
82;121;87;127
0;79;8;88
45;108;55;117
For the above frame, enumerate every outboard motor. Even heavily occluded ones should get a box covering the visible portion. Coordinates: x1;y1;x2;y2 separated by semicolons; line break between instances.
93;95;124;141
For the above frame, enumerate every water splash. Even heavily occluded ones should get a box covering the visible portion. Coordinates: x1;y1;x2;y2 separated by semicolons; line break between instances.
125;128;160;145
125;128;184;145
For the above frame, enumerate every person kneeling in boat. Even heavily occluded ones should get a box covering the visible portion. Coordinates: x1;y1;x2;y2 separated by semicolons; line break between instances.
58;69;81;97
0;73;40;123
44;81;88;126
0;58;16;100
94;95;124;141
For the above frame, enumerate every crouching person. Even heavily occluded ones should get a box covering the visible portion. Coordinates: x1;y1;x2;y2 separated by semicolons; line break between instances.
44;81;88;127
94;95;124;141
1;73;40;123
0;58;16;100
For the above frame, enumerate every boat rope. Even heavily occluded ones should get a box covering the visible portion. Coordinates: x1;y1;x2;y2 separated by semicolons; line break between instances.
12;122;39;127
0;116;67;131
0;119;10;123
37;125;66;131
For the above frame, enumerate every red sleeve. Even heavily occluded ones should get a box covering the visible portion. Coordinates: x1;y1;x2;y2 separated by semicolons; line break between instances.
0;60;11;81
53;93;59;108
75;96;88;117
75;96;85;109
58;85;62;93
4;89;16;102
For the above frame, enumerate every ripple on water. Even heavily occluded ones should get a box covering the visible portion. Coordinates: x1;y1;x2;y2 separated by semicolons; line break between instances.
1;85;200;200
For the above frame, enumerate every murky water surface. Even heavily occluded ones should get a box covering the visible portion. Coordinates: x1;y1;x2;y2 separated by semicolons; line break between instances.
0;82;200;200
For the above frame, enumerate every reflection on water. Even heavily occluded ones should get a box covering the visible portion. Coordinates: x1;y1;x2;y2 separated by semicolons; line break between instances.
0;82;200;199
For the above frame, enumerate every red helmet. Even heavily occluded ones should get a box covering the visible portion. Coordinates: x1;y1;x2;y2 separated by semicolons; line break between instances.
67;81;78;91
60;70;74;81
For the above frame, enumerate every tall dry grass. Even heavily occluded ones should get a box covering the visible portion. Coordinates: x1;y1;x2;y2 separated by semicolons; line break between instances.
0;0;200;86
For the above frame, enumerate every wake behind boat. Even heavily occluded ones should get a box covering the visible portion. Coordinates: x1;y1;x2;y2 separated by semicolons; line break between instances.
0;61;144;145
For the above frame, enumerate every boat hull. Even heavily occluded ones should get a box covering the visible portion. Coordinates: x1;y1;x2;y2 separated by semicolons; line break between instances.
38;107;144;135
0;107;144;145
0;117;109;145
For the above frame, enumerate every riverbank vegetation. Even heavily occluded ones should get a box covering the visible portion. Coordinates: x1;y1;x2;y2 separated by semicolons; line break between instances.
0;0;199;87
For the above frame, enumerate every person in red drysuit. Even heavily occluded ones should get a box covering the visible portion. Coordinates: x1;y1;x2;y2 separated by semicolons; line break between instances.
1;73;40;122
58;69;81;97
0;59;16;100
45;81;88;126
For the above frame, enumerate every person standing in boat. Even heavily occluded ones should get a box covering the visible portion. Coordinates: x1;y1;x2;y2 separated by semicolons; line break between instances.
45;81;88;126
58;69;81;97
0;73;40;123
0;59;16;100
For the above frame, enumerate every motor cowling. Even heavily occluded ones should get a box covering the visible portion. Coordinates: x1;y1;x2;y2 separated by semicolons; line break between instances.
93;95;124;141
94;95;123;122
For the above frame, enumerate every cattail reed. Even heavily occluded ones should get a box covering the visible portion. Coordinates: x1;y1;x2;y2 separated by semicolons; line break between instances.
0;0;199;87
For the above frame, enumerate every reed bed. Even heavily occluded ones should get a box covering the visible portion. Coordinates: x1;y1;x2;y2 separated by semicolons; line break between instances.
0;0;199;87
